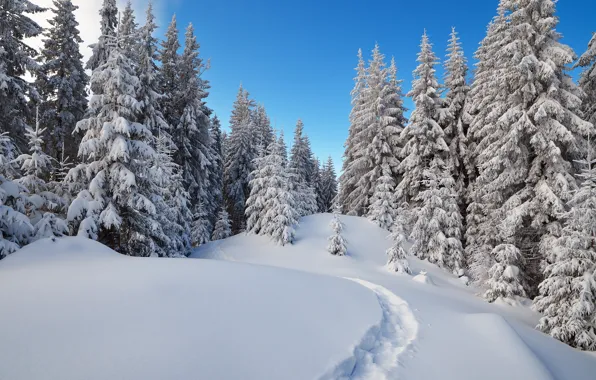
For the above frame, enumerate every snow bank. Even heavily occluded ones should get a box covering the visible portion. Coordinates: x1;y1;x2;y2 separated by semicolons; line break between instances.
194;214;596;380
0;237;381;380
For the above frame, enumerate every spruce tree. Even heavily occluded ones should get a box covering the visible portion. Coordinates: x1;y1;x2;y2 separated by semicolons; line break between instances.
225;86;257;232
471;0;592;295
442;27;470;215
328;213;347;256
15;111;68;241
533;146;596;350
339;49;367;215
577;33;596;132
208;115;225;226
368;163;396;230
387;212;411;274
465;1;511;283
246;135;298;245
289;120;318;216
398;32;447;207
67;33;166;257
0;0;43;152
118;1;138;55
159;15;182;132
0;134;33;257
35;0;88;162
86;0;117;71
212;208;231;241
318;157;338;213
484;244;527;302
252;105;274;154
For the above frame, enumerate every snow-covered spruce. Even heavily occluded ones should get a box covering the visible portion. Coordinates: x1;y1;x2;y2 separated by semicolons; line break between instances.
317;157;338;213
212;208;232;241
410;158;464;273
484;244;527;303
328;214;347;256
338;49;367;215
15;113;68;241
577;33;596;135
0;0;43;152
86;0;117;71
225;86;258;232
66;35;167;257
368;163;396;231
341;45;405;217
36;0;88;163
469;0;592;296
441;27;470;215
0;134;33;258
533;149;596;350
289;119;318;217
245;134;298;246
386;213;411;274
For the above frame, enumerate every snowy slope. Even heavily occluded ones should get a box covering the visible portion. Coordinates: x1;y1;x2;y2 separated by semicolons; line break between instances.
0;238;381;380
0;215;595;379
192;214;596;380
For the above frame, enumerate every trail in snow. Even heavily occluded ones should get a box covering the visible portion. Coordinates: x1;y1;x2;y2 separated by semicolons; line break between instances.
319;278;419;380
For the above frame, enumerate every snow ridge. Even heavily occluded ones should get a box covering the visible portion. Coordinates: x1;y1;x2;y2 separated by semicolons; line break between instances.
319;278;418;380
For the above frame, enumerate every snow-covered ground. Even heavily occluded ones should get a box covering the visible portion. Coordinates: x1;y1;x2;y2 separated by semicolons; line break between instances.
1;214;595;379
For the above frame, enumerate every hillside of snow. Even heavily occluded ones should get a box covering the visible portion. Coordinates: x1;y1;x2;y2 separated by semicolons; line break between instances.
0;214;595;379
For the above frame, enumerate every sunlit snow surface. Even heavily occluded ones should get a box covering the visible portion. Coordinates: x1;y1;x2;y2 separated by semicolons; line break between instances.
0;214;595;379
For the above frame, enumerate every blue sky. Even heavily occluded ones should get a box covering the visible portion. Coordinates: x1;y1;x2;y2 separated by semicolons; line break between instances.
161;0;595;171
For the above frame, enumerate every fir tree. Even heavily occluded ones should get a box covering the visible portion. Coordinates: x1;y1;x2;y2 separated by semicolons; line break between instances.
484;244;527;302
246;135;298;245
471;0;592;296
318;157;338;213
368;163;396;230
328;213;347;256
225;85;257;232
0;134;33;257
398;32;447;208
86;0;117;71
387;212;411;274
577;33;596;133
15;110;68;240
212;208;231;241
159;15;181;131
253;105;274;154
35;0;88;162
118;1;138;55
339;49;367;215
289;119;318;216
442;27;470;216
67;33;166;257
0;0;43;152
534;146;596;350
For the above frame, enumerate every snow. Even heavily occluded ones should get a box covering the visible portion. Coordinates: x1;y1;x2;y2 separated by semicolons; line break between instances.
1;214;595;379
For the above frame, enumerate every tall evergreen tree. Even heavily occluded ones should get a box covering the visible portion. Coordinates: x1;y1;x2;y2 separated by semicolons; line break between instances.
0;0;43;152
208;115;225;226
15;114;68;241
289;120;318;216
442;27;470;216
225;85;257;232
398;32;446;207
318;157;338;213
401;32;464;273
86;0;117;71
35;0;88;162
118;1;138;55
246;135;298;245
577;33;596;131
368;163;396;230
465;1;511;283
252;105;274;154
339;49;367;214
533;144;596;350
471;0;592;296
387;212;411;274
159;15;181;131
66;32;167;257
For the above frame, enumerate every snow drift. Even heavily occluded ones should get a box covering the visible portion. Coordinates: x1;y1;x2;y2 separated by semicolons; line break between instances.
0;214;595;379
